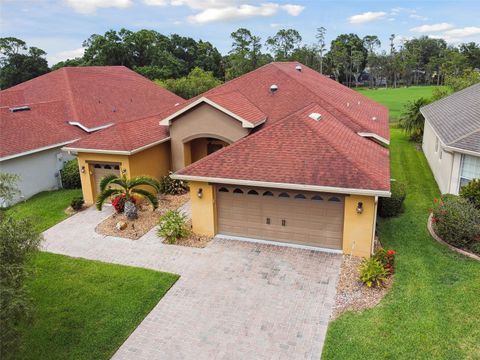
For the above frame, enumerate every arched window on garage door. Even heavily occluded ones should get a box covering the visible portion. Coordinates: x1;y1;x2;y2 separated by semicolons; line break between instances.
263;191;274;196
233;188;244;194
311;195;323;201
294;194;306;199
218;187;229;192
328;196;341;202
278;192;290;198
247;189;259;195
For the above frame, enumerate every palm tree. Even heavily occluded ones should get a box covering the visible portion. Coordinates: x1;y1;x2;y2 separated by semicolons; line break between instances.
95;175;160;211
400;97;431;141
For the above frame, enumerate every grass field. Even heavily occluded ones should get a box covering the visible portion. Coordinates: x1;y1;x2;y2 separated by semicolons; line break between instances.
18;252;178;360
5;189;82;232
357;86;438;122
322;129;480;359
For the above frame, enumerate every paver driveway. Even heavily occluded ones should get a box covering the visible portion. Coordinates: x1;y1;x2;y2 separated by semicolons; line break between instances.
42;206;341;360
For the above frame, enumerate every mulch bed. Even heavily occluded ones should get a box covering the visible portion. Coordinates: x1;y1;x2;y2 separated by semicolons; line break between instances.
95;193;190;240
331;255;393;319
162;220;213;248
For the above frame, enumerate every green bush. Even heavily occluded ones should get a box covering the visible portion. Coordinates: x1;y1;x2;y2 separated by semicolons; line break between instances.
70;197;84;211
372;248;396;274
378;181;406;218
60;159;81;189
460;179;480;209
432;195;480;250
359;258;388;288
157;210;189;244
159;172;188;195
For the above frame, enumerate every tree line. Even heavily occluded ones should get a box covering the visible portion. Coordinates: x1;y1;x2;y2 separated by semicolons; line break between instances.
1;27;480;94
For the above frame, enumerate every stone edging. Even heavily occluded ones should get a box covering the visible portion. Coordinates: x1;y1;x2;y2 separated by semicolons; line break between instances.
427;213;480;261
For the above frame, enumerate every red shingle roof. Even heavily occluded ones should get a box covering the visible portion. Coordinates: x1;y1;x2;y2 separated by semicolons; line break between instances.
0;66;183;158
177;103;390;193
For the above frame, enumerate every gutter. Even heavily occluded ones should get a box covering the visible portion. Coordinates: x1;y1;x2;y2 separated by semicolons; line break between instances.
0;139;80;162
171;174;391;197
63;137;170;156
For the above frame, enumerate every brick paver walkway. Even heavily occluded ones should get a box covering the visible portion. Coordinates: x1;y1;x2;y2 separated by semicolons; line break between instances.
42;206;341;360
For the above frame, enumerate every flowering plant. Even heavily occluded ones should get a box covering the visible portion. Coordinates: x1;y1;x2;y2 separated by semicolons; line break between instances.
373;248;396;274
111;194;136;213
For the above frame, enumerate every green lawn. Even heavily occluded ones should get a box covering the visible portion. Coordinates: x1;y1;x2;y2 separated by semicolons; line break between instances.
18;252;178;360
5;189;82;232
322;129;480;359
357;86;438;122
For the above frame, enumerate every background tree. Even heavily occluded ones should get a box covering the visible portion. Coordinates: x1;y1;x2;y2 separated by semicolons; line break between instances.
266;29;302;60
156;67;222;99
0;37;49;89
327;33;367;86
316;27;327;74
0;174;42;358
363;35;381;87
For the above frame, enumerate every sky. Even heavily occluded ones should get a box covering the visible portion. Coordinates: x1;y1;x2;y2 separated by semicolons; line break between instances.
1;0;479;66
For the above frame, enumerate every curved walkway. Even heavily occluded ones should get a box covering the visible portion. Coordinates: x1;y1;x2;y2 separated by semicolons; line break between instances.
42;207;341;360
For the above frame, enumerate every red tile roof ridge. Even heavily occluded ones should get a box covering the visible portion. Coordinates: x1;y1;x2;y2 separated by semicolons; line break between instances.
61;67;80;121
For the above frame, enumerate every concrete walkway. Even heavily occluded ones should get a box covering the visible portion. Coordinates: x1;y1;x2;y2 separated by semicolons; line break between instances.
42;206;341;360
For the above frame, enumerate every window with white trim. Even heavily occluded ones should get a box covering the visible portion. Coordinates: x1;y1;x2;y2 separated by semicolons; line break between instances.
460;155;480;188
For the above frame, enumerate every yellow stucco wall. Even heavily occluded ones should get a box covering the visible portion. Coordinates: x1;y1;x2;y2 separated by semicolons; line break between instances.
77;142;171;206
77;152;130;206
189;181;216;236
342;195;377;258
128;142;171;179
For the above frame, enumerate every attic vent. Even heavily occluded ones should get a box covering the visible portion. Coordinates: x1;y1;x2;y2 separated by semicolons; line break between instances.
9;106;30;113
372;116;377;121
295;65;302;72
270;84;278;93
174;103;180;106
309;112;322;121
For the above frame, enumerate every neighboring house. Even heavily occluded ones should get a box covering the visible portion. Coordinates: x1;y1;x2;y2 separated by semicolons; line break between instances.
421;83;480;194
0;66;183;204
65;62;390;257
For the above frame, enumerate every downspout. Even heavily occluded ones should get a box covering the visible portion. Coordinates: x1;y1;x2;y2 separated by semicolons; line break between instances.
371;196;379;255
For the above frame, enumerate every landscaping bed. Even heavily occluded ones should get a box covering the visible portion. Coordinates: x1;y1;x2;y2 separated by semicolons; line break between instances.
332;255;392;319
162;219;212;248
95;193;189;240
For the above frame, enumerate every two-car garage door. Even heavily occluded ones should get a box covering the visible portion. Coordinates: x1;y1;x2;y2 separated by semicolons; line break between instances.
216;186;344;249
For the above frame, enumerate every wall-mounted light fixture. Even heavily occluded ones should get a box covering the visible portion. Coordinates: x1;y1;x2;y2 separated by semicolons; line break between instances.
81;166;86;174
197;188;203;199
121;168;127;175
356;202;364;214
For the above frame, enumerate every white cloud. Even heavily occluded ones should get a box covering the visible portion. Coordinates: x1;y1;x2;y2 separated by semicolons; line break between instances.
64;0;132;14
410;23;454;33
143;0;168;5
444;26;480;38
409;13;428;21
348;11;386;25
49;47;85;64
187;3;303;24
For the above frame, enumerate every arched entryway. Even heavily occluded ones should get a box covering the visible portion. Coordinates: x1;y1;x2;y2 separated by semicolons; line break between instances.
183;136;231;167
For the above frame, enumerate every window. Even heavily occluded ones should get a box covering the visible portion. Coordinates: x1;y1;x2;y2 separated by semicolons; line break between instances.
218;187;229;192
263;191;274;196
247;189;259;195
311;195;323;201
435;137;439;152
233;188;244;194
278;192;290;198
94;164;101;168
114;165;120;170
104;165;112;169
328;196;341;202
294;194;306;199
459;155;480;189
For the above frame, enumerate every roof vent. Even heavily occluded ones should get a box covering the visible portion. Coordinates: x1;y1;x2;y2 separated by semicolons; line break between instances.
270;84;278;93
347;102;350;107
309;112;322;121
357;101;361;105
295;65;302;72
372;116;377;121
9;106;30;113
174;102;180;106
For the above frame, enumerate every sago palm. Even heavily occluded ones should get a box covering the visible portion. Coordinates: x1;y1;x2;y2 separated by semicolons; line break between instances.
95;175;160;211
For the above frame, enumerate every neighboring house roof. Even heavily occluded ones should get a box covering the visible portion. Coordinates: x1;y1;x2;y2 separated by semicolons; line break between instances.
0;66;183;160
175;103;390;196
160;62;389;144
421;83;480;154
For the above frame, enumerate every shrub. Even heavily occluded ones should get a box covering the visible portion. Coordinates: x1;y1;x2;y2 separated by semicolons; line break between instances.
359;258;388;288
159;172;188;195
431;195;480;249
460;179;480;209
378;181;407;218
400;97;431;141
373;248;396;274
157;210;189;244
60;159;81;189
70;197;84;211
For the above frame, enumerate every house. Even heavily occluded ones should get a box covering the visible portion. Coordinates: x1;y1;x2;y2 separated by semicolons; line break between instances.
65;62;390;257
0;66;183;204
421;83;480;194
